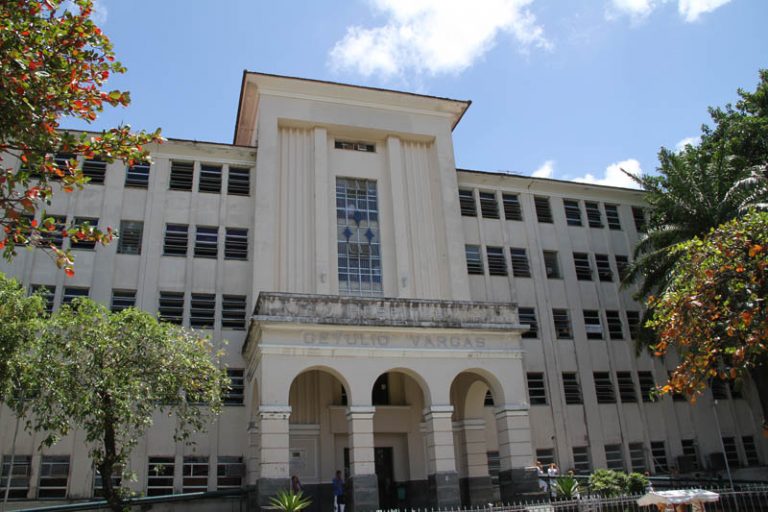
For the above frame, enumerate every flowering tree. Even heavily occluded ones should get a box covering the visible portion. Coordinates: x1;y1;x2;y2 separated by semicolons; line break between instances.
0;0;162;275
648;211;768;431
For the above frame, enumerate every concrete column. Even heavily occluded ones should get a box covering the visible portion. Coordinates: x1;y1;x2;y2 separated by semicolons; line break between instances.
495;405;538;502
256;405;291;507
457;419;496;505
424;405;461;508
346;406;378;512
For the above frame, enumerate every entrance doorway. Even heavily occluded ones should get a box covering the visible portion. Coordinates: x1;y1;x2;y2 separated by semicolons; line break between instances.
375;447;395;509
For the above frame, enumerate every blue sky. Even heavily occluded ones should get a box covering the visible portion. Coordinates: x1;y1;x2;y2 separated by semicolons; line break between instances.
71;0;768;188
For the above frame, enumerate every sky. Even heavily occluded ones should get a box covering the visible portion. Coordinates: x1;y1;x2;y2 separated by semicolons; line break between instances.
68;0;768;188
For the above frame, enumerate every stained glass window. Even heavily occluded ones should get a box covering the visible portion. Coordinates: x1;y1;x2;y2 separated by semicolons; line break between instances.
336;178;382;296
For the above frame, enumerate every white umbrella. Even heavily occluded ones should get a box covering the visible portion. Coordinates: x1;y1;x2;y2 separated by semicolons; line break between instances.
637;489;720;511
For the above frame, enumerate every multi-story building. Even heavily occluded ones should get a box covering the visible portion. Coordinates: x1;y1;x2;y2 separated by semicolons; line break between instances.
0;72;765;511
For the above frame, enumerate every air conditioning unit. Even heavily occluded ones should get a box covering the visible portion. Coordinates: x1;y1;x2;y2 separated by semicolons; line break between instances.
708;452;726;470
677;455;697;474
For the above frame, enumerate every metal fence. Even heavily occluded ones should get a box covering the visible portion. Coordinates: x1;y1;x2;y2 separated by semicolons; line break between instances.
383;486;768;512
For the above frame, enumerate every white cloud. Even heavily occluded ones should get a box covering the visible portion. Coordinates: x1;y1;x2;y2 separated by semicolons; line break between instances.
91;0;108;25
329;0;550;78
678;0;732;22
531;160;555;178
675;135;700;152
607;0;731;22
572;158;643;189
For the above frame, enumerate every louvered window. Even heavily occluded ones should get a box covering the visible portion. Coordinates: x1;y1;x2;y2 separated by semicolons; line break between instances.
40;215;66;248
594;372;616;403
572;447;591;473
62;287;89;306
126;161;150;188
147;457;174;496
743;436;759;466
527;373;547;405
543;250;560;278
465;245;484;275
562;373;582;404
632;206;647;233
583;310;603;340
111;290;136;313
117;220;143;255
534;196;553;223
626;310;641;339
82;158;106;184
164;224;188;256
216;456;244;489
638;371;656;402
564;199;582;226
595;254;613;281
604;444;624;471
585;201;603;228
553;309;573;339
479;192;499;219
194;226;218;258
158;292;184;325
228;167;250;195
651;441;668;472
486;246;507;276
629;443;646;472
519;307;538;339
459;189;476;217
573;253;592;280
722;437;740;467
71;217;98;250
182;456;209;492
615;255;629;280
199;164;222;193
38;455;70;498
509;248;531;277
222;295;247;330
31;284;55;314
169;160;194;191
605;204;621;230
502;193;523;220
225;228;248;260
1;454;31;499
190;293;215;328
617;371;637;403
224;369;245;405
606;310;624;340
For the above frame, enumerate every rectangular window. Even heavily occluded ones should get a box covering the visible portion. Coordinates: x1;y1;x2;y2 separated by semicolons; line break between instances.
722;437;740;467
38;455;69;499
573;252;593;281
527;373;547;405
224;369;245;405
509;248;531;277
486;246;507;276
594;372;616;403
479;192;499;219
335;140;375;152
536;448;555;467
502;193;523;221
519;307;538;339
465;245;484;275
158;292;184;325
585;201;603;228
126;161;150;188
458;189;476;217
62;287;89;306
543;250;561;278
595;254;613;282
182;456;208;492
711;379;728;400
164;224;189;256
94;465;123;498
615;255;630;281
562;373;583;404
563;199;582;226
199;164;222;193
117;220;143;255
583;310;603;340
632;206;647;233
742;436;759;466
228;167;250;196
31;284;55;314
82;158;106;184
638;371;656;403
224;228;248;260
681;439;699;470
147;456;175;496
216;456;244;489
534;196;553;223
190;293;215;329
604;444;624;471
337;178;382;296
606;311;624;340
553;309;573;339
111;290;136;313
40;215;66;248
629;443;646;472
53;152;75;176
194;226;218;258
169;160;194;191
651;441;669;473
626;311;641;339
71;217;98;250
605;204;622;230
1;454;31;499
222;295;247;330
617;372;637;403
572;447;591;474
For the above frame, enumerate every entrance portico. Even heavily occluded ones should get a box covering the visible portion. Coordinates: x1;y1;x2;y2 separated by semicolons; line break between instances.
243;292;538;510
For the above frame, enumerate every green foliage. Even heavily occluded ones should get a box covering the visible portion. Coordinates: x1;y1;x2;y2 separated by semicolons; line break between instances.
12;299;229;511
552;475;580;499
648;212;768;407
268;490;313;512
0;273;45;399
0;0;163;274
626;472;649;495
588;469;628;497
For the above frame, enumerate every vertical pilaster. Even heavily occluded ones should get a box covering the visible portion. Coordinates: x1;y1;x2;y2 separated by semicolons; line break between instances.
495;406;538;501
457;419;496;505
424;405;460;508
256;405;291;507
346;406;378;512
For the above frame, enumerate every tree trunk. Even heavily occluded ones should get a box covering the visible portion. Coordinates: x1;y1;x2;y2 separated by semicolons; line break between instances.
99;393;123;512
748;366;768;436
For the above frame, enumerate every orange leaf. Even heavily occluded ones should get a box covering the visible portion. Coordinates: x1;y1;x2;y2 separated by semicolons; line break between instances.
64;268;75;278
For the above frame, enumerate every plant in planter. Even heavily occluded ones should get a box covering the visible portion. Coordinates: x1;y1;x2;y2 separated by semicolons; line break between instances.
269;490;313;512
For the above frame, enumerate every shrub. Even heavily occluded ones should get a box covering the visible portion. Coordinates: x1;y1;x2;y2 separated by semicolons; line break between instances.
588;469;628;497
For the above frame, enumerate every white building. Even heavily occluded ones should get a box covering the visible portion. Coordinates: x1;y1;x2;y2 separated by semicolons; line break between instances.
0;72;765;511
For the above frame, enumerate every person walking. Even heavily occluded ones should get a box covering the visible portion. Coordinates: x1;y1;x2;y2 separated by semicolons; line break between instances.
332;470;345;512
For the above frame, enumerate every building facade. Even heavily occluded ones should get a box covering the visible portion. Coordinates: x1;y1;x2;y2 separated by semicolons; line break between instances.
0;72;765;510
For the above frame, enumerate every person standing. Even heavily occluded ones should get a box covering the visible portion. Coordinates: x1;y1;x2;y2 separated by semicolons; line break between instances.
332;470;345;512
291;475;302;494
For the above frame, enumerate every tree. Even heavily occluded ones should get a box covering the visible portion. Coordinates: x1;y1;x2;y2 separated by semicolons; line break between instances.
12;299;229;512
0;274;45;400
648;212;768;431
0;0;162;275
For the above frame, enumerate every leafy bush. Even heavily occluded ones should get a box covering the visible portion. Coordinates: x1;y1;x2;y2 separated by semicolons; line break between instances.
588;469;628;497
626;472;649;494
